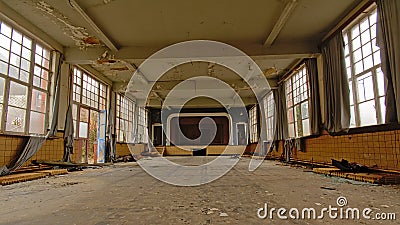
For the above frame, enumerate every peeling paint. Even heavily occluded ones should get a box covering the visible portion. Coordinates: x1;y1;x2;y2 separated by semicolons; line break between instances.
29;0;102;49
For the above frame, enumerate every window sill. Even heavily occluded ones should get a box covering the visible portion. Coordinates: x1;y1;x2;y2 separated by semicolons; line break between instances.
322;122;400;136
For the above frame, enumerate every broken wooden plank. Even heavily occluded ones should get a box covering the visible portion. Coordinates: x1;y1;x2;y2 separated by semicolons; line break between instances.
312;167;400;184
37;169;68;176
0;173;47;186
32;160;112;167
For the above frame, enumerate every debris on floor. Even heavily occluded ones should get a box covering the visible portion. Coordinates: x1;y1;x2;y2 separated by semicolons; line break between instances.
313;167;400;184
0;169;68;186
331;159;370;172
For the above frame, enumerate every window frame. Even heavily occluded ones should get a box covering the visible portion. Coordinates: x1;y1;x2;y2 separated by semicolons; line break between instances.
263;91;275;141
0;20;53;136
136;106;148;144
342;5;385;128
115;93;135;143
285;64;311;138
249;105;258;143
71;66;108;139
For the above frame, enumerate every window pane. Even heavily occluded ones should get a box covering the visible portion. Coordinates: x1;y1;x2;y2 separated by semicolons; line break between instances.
6;106;26;132
72;104;78;120
73;120;77;138
0;47;9;62
0;34;10;50
360;18;369;33
359;100;377;126
12;30;22;43
363;55;373;70
349;81;354;105
288;123;295;138
0;23;12;37
29;111;45;134
373;51;381;66
79;122;88;138
356;73;374;102
301;101;309;119
362;43;372;56
0;60;8;74
22;47;30;59
287;108;294;123
9;81;27;108
31;89;47;113
351;25;360;38
11;41;21;54
376;67;385;96
354;49;362;62
355;61;363;74
352;37;361;50
22;36;32;49
80;107;89;122
302;119;310;136
0;77;5;103
9;65;18;78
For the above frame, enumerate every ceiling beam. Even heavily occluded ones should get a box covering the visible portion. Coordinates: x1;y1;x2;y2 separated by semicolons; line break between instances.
64;41;318;64
68;0;119;52
264;0;298;46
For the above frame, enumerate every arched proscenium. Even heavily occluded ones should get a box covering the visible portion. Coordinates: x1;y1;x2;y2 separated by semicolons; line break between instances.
126;40;274;186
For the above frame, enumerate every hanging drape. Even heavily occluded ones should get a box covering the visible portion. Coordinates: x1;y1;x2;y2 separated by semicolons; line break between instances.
321;33;350;133
305;58;322;135
62;104;74;162
376;0;400;123
106;104;116;162
273;84;288;142
0;52;63;175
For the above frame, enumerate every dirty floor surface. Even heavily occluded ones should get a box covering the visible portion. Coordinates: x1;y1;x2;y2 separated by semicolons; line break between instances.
0;157;399;225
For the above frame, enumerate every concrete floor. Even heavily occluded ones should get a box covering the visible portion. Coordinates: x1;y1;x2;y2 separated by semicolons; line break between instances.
0;157;399;225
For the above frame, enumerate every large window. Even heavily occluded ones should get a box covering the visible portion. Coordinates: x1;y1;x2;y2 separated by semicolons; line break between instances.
343;6;385;127
72;67;107;138
285;65;310;138
136;106;148;143
249;105;258;143
72;67;107;111
0;20;52;135
263;92;275;141
116;93;135;143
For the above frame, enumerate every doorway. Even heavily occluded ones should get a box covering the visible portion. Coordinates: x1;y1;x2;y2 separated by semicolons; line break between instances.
192;148;207;156
152;124;163;146
76;107;104;164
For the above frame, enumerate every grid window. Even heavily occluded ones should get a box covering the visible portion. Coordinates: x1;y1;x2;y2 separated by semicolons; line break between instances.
285;65;311;138
116;93;135;143
72;66;108;138
72;67;107;111
343;6;384;127
136;106;148;143
0;20;51;135
249;105;258;143
263;92;275;141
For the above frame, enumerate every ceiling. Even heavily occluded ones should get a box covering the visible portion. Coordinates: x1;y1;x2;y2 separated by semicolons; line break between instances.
0;0;364;108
